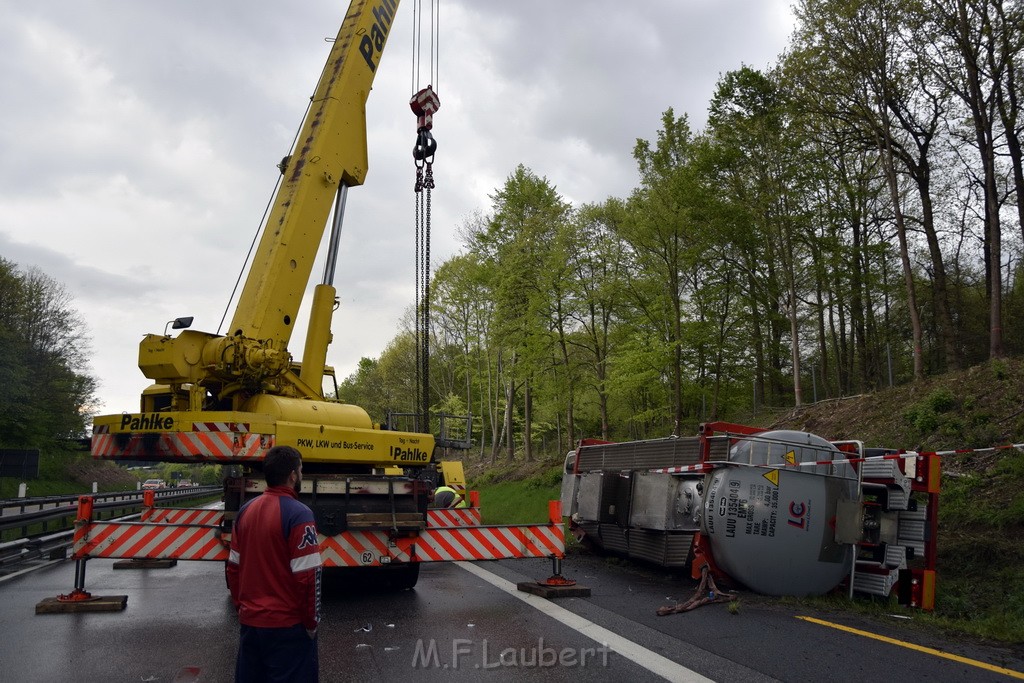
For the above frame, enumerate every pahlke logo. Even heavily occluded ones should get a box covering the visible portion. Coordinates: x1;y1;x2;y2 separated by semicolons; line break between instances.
390;446;428;462
359;0;398;72
120;414;174;431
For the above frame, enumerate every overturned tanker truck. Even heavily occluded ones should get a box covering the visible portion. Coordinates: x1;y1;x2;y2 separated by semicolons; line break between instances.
560;422;939;611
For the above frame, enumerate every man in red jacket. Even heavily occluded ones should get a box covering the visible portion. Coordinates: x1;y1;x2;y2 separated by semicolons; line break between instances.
227;445;322;682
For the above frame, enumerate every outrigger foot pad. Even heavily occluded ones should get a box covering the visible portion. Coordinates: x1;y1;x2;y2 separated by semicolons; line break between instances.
517;579;591;599
36;592;127;614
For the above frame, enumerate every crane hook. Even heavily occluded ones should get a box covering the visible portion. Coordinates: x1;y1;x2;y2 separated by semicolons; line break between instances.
413;129;437;164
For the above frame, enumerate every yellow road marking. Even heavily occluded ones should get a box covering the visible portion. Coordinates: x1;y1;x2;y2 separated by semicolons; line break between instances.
796;616;1024;680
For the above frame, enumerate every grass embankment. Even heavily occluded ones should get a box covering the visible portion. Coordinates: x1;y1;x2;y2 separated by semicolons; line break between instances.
923;452;1024;643
0;452;140;499
469;462;563;525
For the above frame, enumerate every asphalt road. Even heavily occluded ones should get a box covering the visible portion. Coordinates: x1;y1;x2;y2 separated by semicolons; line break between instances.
0;551;1022;682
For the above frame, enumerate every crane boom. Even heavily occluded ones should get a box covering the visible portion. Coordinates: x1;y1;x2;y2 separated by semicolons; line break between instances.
124;0;401;410
231;0;399;347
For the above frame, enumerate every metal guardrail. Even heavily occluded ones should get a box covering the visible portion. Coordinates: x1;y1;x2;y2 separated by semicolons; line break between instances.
0;528;77;572
0;486;221;573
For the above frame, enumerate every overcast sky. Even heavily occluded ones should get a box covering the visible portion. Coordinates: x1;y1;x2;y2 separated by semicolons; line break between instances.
1;1;794;418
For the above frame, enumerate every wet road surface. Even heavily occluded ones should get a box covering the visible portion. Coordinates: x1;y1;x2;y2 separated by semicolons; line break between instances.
1;552;1022;682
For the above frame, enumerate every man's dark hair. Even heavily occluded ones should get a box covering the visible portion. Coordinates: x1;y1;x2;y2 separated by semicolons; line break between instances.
264;446;302;486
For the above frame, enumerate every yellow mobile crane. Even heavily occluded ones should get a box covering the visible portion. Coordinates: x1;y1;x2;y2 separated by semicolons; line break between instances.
94;0;425;468
80;0;564;594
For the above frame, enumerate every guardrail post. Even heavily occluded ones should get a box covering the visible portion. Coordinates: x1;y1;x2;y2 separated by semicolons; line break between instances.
141;489;155;522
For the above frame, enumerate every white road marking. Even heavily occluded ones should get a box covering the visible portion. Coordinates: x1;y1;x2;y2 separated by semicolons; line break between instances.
456;561;714;682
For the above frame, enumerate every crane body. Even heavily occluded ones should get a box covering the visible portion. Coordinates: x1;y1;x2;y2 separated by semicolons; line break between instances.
82;0;562;595
92;0;424;469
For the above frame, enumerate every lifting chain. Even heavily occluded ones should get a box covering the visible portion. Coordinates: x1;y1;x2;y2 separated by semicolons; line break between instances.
411;86;439;429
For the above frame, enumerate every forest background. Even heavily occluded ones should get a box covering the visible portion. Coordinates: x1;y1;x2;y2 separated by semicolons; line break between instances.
338;0;1024;464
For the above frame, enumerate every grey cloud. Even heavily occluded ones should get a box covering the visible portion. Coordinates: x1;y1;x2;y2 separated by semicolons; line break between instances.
0;231;157;300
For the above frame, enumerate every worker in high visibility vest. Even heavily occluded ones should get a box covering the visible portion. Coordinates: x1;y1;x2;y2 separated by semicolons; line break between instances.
430;485;467;509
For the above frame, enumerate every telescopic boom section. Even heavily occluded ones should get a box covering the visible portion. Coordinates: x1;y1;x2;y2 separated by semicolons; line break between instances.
229;0;400;348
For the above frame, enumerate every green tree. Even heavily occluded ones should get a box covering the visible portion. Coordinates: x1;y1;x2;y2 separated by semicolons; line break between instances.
927;0;1012;359
566;200;628;439
623;109;722;432
337;357;386;418
0;258;96;449
705;66;818;407
468;165;570;461
432;251;497;459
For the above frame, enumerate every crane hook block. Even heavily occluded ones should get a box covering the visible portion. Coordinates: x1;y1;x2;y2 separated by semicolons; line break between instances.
413;129;437;162
410;85;440;131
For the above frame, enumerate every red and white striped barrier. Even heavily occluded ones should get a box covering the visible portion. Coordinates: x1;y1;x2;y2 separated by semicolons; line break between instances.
141;508;224;525
908;443;1024;458
319;532;417;566
71;498;564;565
413;524;564;562
648;463;717;475
426;507;482;527
649;454;915;474
319;524;565;565
74;522;563;565
74;521;227;561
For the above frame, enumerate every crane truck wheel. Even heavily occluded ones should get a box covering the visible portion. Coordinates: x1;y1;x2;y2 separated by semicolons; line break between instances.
322;564;421;593
386;563;421;591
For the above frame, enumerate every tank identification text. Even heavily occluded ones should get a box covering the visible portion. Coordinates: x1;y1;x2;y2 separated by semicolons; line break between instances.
745;483;779;538
360;0;398;72
725;480;742;538
713;478;780;539
120;414;173;431
787;499;810;530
